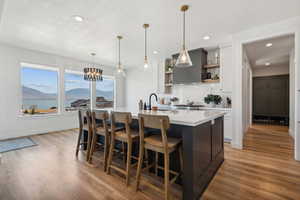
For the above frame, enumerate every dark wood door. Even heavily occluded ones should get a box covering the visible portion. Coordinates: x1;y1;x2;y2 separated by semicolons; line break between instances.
253;75;289;118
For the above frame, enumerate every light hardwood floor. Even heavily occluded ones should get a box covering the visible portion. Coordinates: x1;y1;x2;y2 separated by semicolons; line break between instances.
0;124;299;200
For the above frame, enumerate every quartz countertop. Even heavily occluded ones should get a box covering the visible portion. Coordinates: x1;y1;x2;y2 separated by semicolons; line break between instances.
95;107;226;127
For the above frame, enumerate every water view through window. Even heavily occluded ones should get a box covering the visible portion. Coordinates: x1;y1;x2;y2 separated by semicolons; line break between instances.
65;71;90;111
21;65;58;115
96;77;114;108
21;66;114;114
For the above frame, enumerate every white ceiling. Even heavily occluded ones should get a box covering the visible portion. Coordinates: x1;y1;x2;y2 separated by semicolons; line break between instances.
0;0;300;68
244;34;295;69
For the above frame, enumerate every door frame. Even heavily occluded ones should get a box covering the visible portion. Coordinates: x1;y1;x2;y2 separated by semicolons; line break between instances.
231;18;300;161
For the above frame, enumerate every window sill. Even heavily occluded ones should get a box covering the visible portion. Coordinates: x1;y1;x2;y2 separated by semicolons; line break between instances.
17;111;78;119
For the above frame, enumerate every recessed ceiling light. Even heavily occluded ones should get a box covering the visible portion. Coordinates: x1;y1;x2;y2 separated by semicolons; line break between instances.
153;51;158;54
203;35;211;40
72;15;84;22
265;62;271;66
266;43;273;47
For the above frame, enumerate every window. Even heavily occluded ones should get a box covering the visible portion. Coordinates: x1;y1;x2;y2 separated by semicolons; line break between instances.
65;70;91;111
21;63;58;115
96;77;115;108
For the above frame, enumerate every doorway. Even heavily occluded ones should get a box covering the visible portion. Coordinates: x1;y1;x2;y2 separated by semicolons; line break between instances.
242;34;295;155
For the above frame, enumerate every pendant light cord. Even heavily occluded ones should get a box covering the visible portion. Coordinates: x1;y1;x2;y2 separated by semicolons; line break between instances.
118;38;121;65
145;27;147;59
183;10;185;49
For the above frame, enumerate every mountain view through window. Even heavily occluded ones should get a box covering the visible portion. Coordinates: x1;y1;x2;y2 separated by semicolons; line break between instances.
65;72;90;111
21;65;58;115
96;77;114;108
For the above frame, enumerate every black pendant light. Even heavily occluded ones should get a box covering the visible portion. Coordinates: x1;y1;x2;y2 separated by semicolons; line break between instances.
84;53;103;81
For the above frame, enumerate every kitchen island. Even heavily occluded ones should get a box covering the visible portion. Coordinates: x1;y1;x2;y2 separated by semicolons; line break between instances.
94;107;225;200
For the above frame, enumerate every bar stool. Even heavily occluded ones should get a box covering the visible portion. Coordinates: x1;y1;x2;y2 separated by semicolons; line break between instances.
135;114;183;200
106;112;139;186
88;110;110;170
75;109;92;161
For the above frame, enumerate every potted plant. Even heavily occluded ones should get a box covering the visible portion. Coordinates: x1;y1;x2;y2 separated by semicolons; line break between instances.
204;94;222;107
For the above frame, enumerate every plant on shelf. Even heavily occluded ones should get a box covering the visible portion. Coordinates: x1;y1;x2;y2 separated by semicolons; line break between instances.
165;58;175;72
204;94;222;107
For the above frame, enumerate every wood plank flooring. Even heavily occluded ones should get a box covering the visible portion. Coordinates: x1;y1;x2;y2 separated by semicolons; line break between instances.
0;124;299;200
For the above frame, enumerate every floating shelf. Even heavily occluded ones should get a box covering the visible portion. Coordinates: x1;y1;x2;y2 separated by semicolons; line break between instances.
165;83;173;86
203;64;220;69
202;79;220;83
165;71;173;74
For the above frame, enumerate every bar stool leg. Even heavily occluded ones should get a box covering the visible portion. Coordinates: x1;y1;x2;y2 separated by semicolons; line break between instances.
76;127;83;157
106;135;115;174
164;153;170;200
103;135;109;171
145;149;149;169
179;146;183;172
86;129;92;161
126;141;132;186
155;152;158;175
135;146;144;191
88;132;97;163
122;142;126;165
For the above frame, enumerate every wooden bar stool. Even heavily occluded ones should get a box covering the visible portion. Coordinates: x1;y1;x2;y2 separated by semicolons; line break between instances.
75;109;93;161
135;114;183;200
106;112;139;186
88;110;110;170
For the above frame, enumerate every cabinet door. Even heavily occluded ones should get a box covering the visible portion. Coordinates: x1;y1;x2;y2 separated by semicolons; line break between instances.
211;117;224;160
220;46;233;92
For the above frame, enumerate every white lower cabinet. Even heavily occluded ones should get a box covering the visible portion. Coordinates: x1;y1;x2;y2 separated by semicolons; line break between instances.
224;111;232;142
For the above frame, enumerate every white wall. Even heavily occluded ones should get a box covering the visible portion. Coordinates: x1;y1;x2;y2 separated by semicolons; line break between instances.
0;43;125;140
242;49;252;133
253;65;289;77
290;49;295;138
125;62;159;110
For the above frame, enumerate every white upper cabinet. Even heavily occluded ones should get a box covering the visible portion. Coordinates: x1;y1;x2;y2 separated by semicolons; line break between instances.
220;45;233;92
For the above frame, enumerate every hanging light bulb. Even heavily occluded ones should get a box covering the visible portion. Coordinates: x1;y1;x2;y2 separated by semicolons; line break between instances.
143;24;149;68
176;5;192;67
116;35;126;77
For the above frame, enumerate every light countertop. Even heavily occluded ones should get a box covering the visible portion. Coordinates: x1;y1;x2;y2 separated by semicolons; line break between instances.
95;107;226;127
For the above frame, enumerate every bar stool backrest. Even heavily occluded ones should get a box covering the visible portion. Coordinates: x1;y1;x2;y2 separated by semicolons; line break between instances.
138;114;170;151
111;111;132;137
78;109;88;129
91;110;109;136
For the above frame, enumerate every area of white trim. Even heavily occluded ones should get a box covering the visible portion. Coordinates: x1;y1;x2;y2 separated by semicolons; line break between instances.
21;62;59;71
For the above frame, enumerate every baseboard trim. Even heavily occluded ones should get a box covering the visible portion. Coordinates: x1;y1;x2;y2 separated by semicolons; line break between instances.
289;128;295;139
0;128;77;142
231;142;243;149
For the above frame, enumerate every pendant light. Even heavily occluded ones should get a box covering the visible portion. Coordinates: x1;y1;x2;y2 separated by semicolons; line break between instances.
143;24;149;68
84;53;103;81
116;35;126;77
175;5;192;67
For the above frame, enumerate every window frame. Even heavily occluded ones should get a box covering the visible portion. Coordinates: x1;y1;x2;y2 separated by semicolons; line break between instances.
20;62;60;117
